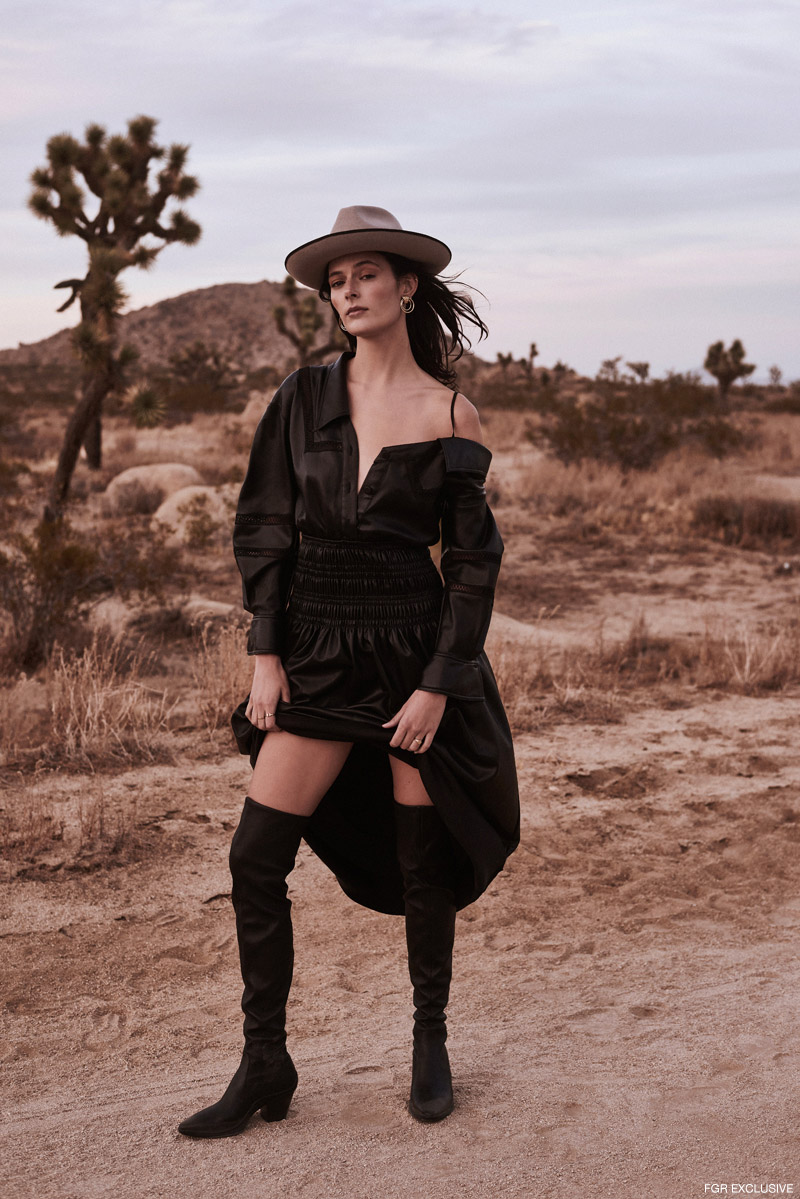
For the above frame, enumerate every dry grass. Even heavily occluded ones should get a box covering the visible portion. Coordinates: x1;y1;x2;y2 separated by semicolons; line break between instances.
40;631;177;769
746;413;800;473
503;433;800;550
692;494;800;547
492;627;625;730
478;407;532;453
98;412;248;485
0;781;63;865
189;621;253;733
0;776;139;877
516;448;742;527
495;613;800;732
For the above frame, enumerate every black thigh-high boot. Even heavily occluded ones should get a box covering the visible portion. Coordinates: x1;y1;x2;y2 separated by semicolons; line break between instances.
393;801;457;1122
177;797;308;1138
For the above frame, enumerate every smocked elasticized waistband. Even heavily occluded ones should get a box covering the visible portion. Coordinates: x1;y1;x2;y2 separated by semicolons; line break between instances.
289;535;443;628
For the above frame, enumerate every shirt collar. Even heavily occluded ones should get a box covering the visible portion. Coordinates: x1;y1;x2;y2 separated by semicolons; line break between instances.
315;351;355;430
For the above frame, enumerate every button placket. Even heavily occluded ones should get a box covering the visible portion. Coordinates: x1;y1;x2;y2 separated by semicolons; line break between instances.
343;425;358;534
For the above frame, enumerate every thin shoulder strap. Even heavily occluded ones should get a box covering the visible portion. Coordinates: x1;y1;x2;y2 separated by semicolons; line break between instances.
450;391;458;437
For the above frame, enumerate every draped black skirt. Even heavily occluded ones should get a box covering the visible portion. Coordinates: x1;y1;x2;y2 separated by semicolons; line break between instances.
231;535;520;915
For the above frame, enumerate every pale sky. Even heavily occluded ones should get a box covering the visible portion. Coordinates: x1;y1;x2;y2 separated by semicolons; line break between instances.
1;0;798;382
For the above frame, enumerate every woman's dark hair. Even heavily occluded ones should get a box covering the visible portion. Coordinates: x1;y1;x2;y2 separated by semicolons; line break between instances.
318;252;488;388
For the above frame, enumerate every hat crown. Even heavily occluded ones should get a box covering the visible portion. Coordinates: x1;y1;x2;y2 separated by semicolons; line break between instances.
284;204;451;290
329;205;404;236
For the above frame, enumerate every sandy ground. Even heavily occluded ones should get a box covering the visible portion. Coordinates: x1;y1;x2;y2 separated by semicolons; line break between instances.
2;684;799;1199
2;422;800;1196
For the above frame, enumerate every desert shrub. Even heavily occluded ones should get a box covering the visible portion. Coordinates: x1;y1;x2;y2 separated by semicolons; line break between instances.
692;495;800;548
0;515;185;672
240;364;283;398
0;363;82;411
101;477;161;515
763;382;800;415
0;405;33;504
178;492;223;548
530;375;744;471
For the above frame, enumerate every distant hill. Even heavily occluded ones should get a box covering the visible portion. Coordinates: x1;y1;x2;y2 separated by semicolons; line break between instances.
0;280;337;371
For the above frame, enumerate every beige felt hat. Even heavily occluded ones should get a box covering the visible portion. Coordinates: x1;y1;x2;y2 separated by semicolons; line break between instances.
284;205;452;291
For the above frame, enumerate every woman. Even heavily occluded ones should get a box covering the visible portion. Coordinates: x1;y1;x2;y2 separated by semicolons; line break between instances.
177;206;520;1139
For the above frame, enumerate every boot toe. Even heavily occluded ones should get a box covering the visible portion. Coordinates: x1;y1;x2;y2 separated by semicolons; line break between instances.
177;1099;258;1139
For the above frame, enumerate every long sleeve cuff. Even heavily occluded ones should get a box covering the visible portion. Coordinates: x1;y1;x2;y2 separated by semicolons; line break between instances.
417;651;485;700
246;615;286;656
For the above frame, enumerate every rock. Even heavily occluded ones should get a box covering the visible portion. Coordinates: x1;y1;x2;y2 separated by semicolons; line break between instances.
103;464;203;515
2;676;50;750
87;597;133;637
183;594;239;625
237;394;269;432
151;485;236;548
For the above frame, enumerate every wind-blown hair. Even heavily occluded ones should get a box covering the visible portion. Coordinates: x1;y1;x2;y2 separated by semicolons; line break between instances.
319;252;488;388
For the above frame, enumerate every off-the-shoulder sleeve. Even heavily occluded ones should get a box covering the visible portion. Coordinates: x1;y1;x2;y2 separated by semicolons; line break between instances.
233;374;299;656
417;438;504;700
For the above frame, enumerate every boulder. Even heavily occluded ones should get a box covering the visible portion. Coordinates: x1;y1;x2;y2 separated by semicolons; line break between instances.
87;597;133;637
183;595;240;625
236;393;269;432
152;484;237;548
103;464;203;515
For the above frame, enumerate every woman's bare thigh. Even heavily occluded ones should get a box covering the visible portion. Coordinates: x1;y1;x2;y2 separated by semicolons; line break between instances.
249;731;354;817
389;754;435;807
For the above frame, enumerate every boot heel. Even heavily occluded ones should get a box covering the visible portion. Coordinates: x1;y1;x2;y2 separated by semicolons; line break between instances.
260;1086;295;1122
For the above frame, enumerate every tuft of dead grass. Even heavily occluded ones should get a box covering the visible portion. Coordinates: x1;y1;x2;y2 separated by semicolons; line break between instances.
189;621;253;733
40;631;177;769
492;628;625;730
494;612;800;732
516;449;742;534
692;495;800;548
0;775;140;878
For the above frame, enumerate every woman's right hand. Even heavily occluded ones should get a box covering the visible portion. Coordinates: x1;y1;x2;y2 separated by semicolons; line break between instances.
245;654;291;733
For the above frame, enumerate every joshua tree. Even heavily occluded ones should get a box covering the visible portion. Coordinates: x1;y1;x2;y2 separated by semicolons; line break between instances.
703;339;756;403
626;361;650;383
769;365;783;387
597;356;623;384
496;352;514;377
169;340;235;392
518;342;539;380
29;115;201;519
273;276;346;368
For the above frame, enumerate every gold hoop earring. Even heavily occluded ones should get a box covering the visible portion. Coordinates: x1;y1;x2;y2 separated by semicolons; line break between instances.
400;295;415;314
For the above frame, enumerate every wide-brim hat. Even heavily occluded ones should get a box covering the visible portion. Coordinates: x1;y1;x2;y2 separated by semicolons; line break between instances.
284;205;452;292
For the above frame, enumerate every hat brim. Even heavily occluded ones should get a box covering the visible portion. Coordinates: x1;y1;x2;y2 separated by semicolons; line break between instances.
284;228;452;291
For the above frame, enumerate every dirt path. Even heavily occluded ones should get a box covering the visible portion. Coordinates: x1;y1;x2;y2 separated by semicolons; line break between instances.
2;690;799;1199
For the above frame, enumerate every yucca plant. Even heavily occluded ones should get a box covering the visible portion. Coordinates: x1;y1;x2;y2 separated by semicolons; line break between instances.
124;382;167;429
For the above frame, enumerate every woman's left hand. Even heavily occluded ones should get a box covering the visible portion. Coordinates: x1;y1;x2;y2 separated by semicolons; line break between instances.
382;689;448;753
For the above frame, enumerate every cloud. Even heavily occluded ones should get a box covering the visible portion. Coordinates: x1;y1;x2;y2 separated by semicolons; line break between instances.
1;0;797;379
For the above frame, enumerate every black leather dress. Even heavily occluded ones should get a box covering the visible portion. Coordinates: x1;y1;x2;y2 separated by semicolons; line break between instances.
230;351;520;915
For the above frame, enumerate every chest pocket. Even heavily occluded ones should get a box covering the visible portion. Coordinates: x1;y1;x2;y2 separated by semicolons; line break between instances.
402;445;447;499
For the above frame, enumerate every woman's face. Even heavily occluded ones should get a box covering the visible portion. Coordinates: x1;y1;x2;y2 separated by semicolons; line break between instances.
327;251;416;339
